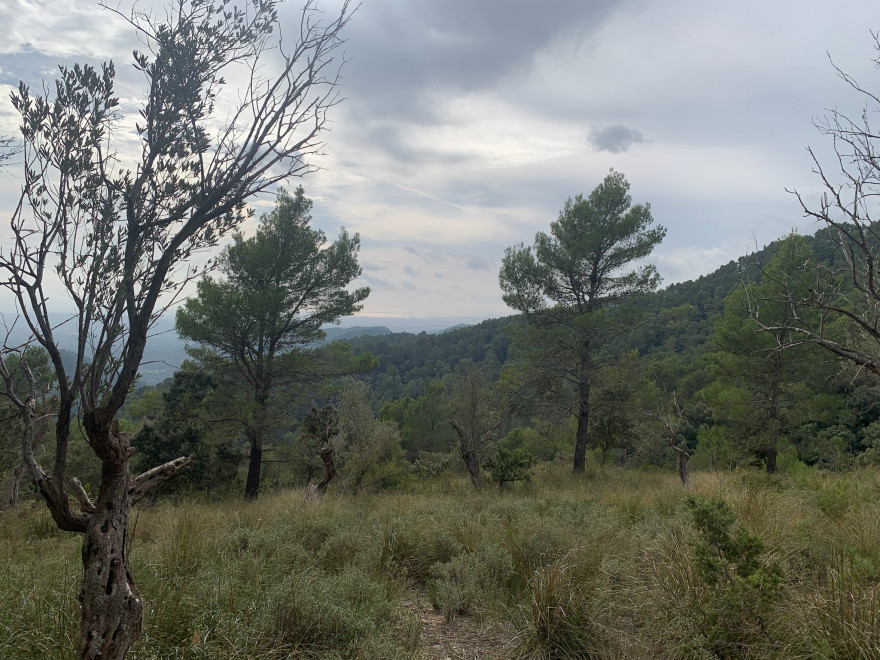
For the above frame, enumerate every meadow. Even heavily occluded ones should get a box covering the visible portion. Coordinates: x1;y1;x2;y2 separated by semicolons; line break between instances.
2;463;879;659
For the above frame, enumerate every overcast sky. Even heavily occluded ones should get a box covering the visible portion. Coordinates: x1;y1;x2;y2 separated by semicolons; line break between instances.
1;0;878;323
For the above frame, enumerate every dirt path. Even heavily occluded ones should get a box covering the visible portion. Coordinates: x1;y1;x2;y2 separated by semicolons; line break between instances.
406;594;510;660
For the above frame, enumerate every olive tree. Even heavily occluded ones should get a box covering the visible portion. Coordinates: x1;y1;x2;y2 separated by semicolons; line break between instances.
446;362;507;489
0;0;353;656
499;171;666;473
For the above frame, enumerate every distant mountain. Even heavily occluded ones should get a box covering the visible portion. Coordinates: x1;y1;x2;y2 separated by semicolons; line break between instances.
2;225;844;390
335;316;492;334
0;315;395;386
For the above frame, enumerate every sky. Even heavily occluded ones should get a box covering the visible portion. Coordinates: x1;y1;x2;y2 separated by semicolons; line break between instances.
0;0;878;324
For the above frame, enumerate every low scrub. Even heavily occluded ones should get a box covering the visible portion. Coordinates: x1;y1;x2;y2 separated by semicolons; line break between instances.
2;465;880;658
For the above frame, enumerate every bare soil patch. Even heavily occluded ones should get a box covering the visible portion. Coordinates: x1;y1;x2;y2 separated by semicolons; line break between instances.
405;594;511;660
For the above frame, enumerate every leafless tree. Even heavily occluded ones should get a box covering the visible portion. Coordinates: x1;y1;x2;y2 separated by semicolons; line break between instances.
0;338;54;507
642;394;690;488
750;33;880;376
0;1;354;657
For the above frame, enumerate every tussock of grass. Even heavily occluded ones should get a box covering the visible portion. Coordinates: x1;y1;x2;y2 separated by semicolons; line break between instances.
2;465;880;658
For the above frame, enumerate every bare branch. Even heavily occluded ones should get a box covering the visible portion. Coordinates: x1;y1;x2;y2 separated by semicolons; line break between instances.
128;456;192;505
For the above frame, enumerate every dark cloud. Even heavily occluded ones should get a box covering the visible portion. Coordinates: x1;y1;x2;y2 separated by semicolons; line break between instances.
365;124;471;166
329;0;620;127
403;265;418;277
588;125;646;153
401;280;418;291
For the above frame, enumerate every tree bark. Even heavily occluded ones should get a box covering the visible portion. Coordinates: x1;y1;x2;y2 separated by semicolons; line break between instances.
244;433;262;499
315;446;336;496
765;447;778;475
462;449;482;489
676;448;690;488
78;458;142;660
447;418;483;489
573;379;591;474
4;460;27;508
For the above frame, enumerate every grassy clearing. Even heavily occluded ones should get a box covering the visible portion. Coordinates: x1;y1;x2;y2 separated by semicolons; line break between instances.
2;464;880;659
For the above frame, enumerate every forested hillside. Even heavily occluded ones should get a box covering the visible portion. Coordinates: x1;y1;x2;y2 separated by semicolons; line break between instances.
344;226;840;403
21;222;862;500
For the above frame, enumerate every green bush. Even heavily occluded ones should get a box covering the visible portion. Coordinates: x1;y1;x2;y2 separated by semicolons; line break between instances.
427;542;513;620
686;495;784;659
484;447;538;489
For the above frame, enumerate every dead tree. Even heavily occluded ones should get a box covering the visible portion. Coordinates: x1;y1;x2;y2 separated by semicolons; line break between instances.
0;1;353;657
750;34;880;377
643;395;690;488
0;339;56;509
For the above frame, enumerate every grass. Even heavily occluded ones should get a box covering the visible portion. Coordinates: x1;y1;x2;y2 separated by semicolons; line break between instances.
1;464;880;658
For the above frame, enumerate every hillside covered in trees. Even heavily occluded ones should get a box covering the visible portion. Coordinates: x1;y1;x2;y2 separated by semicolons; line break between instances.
7;221;870;505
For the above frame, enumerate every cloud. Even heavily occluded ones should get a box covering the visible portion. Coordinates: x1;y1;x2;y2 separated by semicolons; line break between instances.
463;256;491;271
335;0;620;123
403;265;419;277
402;246;448;265
589;125;646;153
360;273;396;289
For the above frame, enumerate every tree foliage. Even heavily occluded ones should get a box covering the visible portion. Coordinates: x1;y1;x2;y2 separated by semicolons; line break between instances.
176;186;369;497
499;171;666;472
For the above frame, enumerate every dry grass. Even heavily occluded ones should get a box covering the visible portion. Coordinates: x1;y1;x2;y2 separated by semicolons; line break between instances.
2;465;880;658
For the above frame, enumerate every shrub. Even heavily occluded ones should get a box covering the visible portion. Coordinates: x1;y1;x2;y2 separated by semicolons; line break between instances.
272;566;419;659
427;542;513;620
512;553;593;659
484;448;538;490
686;495;784;659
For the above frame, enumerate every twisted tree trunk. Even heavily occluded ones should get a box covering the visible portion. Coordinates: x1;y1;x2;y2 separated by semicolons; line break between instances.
676;447;690;488
461;449;482;489
447;418;483;489
315;446;336;496
66;420;191;659
78;459;142;659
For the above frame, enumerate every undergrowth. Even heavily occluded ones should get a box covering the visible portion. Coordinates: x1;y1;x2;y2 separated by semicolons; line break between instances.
1;465;879;659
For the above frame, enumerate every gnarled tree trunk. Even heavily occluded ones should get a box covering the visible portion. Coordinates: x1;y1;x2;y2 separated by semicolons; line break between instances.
676;447;690;488
316;446;336;496
447;418;483;489
72;421;191;660
461;449;482;489
78;458;141;659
